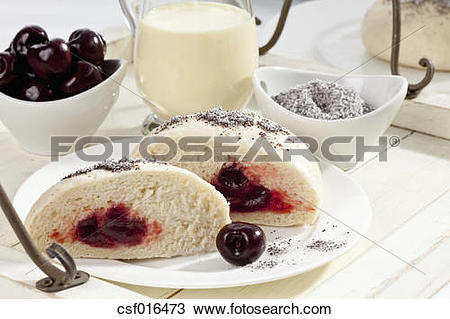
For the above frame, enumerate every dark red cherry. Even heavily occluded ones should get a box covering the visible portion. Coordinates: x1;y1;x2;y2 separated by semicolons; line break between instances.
102;205;147;246
235;185;271;212
0;52;17;86
10;25;48;60
59;61;102;95
0;83;13;97
26;38;72;80
25;70;37;80
75;203;149;248
216;222;266;266
18;79;53;101
69;29;106;66
0;76;21;98
75;214;113;248
218;163;249;191
213;164;272;212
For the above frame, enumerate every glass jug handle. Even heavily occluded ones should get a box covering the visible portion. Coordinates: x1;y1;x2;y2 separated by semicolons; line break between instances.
119;0;138;36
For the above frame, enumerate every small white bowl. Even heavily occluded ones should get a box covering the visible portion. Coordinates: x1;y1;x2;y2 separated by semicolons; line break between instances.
0;59;127;155
253;66;408;170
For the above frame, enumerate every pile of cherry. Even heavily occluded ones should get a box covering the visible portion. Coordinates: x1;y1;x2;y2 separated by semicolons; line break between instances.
0;25;107;102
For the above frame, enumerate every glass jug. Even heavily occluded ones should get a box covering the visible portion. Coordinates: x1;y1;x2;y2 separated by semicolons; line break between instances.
118;0;292;130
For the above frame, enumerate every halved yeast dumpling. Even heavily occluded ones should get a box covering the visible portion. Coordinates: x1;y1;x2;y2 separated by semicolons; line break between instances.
135;108;323;227
25;159;230;259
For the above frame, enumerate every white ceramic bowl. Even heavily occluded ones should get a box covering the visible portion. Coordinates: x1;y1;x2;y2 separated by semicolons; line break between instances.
0;59;127;155
253;66;408;170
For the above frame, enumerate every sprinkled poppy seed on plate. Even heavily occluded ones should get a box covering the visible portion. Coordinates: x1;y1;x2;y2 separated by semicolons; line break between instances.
272;79;375;120
306;239;346;252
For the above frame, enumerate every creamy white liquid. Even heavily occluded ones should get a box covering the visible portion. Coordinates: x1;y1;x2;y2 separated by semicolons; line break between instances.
135;2;258;118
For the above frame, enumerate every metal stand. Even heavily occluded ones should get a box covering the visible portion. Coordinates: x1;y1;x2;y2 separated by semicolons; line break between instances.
259;0;435;99
0;184;89;293
390;0;434;99
258;0;293;56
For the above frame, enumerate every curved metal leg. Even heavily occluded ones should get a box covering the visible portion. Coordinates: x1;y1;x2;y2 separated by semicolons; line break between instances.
259;0;293;55
390;0;435;99
0;184;89;293
36;243;89;293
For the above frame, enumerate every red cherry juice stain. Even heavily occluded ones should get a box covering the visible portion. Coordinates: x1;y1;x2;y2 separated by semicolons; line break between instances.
267;190;294;213
212;163;295;214
74;203;163;248
49;203;162;248
50;231;64;243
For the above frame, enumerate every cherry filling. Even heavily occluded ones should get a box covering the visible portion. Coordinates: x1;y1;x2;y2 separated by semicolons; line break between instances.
74;203;154;248
212;163;294;214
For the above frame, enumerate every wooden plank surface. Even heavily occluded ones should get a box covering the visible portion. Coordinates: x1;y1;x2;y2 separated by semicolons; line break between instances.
306;191;449;298
431;281;450;298
0;275;55;299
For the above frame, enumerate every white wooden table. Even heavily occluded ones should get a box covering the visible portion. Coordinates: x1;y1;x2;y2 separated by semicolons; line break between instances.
0;64;449;298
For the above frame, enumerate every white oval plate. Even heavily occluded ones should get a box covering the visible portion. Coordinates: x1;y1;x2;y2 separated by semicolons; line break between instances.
14;144;371;289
